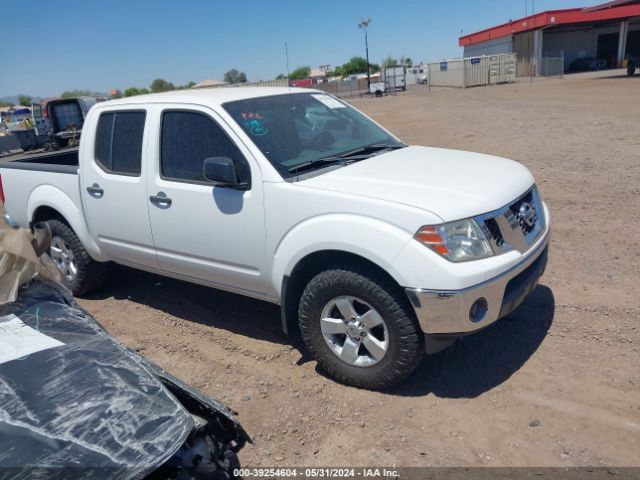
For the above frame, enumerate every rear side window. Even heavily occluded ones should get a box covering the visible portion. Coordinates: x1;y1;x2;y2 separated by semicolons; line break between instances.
160;110;249;184
94;111;146;175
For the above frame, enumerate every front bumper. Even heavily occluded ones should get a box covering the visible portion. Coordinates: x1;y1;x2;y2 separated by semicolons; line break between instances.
405;236;549;335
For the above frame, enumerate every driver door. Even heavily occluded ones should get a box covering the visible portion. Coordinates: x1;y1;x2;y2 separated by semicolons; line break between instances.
145;105;269;298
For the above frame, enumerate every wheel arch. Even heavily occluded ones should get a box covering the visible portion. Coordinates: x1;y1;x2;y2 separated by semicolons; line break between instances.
27;186;107;261
280;249;412;337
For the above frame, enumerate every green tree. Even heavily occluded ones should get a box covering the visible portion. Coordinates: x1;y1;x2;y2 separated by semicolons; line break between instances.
340;57;379;76
327;66;343;78
0;101;14;108
223;69;248;84
275;73;286;80
382;55;398;68
150;78;175;93
18;95;32;106
124;87;141;97
398;56;412;67
288;66;311;81
175;81;196;90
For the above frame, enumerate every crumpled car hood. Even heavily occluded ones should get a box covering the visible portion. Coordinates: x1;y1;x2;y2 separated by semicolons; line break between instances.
298;146;535;221
0;280;248;479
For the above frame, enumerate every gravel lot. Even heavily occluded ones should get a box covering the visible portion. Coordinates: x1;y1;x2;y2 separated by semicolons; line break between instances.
79;70;639;468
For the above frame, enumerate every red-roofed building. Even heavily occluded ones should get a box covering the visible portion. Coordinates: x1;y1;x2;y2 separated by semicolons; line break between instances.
459;2;640;74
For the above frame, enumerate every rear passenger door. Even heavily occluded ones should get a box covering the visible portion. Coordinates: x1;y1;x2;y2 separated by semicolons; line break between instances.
82;107;160;270
145;105;268;297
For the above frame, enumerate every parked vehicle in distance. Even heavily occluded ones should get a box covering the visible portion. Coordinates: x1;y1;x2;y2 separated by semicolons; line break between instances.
0;87;550;389
31;100;53;140
369;81;387;96
569;56;607;72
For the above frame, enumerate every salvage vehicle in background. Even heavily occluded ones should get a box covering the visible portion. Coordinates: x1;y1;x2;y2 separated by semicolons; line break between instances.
43;96;101;150
0;213;249;479
0;87;550;390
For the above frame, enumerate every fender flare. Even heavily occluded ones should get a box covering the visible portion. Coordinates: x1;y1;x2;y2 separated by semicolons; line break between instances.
27;185;107;261
271;214;414;299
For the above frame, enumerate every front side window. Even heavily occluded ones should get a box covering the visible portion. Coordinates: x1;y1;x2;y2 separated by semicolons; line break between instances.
94;111;145;175
160;110;249;184
222;92;404;178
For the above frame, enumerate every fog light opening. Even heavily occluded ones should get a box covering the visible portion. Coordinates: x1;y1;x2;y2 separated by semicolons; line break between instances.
469;297;488;323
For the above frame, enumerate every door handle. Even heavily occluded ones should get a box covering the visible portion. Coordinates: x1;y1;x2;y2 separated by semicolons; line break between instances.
149;192;172;208
86;183;104;198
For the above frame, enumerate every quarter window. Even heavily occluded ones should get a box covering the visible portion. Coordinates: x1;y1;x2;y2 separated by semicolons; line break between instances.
160;111;249;184
94;111;146;175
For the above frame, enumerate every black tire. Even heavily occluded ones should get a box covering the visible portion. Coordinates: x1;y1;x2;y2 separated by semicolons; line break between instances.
46;219;108;296
298;266;424;390
628;64;636;76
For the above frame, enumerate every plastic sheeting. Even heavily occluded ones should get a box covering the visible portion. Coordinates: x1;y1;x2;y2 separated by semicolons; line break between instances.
0;208;249;478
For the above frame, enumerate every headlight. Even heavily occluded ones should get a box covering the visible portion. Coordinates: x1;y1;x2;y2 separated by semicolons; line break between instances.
415;219;494;262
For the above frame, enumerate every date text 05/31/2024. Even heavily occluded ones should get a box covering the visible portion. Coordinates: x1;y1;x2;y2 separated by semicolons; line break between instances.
233;468;400;477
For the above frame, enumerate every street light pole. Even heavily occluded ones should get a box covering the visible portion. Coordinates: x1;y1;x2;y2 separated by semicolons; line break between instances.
359;18;372;89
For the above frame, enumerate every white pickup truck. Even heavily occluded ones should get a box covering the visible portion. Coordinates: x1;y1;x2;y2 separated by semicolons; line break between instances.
0;88;550;389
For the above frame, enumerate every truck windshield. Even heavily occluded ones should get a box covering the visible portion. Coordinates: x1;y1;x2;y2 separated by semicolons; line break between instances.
223;93;404;178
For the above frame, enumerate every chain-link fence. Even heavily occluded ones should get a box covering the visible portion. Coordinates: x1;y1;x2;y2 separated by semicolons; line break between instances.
314;78;370;98
516;55;565;78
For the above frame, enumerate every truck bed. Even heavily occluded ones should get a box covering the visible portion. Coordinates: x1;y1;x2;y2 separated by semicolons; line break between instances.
0;147;78;175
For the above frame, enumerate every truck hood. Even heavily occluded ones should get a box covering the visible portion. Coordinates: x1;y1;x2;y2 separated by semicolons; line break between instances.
298;146;535;222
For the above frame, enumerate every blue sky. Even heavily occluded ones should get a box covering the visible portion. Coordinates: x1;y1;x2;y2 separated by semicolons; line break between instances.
0;0;593;97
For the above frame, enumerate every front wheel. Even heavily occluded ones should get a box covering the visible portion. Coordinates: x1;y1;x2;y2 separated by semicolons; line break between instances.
298;267;424;390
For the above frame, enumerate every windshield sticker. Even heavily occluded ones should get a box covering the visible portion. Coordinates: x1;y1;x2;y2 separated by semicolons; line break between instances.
0;314;65;365
312;94;345;109
241;112;268;136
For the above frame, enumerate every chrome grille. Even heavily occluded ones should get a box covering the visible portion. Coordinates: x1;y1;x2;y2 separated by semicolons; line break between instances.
477;186;545;255
484;218;505;247
508;190;536;235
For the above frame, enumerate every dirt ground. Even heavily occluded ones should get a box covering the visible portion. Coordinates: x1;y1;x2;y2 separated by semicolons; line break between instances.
79;70;639;468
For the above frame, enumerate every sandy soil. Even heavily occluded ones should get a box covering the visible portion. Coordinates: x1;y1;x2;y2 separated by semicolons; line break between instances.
78;70;640;468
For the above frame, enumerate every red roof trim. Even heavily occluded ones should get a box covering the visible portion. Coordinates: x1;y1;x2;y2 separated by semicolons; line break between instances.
584;0;639;12
459;5;640;46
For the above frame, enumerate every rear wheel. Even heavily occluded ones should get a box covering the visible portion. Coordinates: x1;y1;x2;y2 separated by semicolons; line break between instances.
628;63;637;76
298;266;424;390
46;219;108;296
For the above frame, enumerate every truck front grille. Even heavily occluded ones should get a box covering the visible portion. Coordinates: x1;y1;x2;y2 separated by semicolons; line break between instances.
477;186;545;255
508;190;536;235
484;218;505;246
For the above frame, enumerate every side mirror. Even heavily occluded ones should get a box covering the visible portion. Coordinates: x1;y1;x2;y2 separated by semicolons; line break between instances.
203;157;243;188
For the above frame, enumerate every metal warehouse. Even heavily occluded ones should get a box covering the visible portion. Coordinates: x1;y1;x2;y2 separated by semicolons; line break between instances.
459;0;640;74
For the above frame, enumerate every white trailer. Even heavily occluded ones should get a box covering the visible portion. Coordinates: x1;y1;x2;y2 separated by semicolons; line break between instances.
382;66;406;91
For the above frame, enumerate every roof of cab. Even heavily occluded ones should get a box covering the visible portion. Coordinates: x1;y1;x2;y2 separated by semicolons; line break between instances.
100;87;317;108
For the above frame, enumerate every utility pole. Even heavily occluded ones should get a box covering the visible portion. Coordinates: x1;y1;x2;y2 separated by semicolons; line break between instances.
359;18;372;89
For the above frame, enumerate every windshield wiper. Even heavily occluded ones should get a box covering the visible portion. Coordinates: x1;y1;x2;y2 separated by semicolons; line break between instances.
335;143;405;159
287;143;405;175
288;155;370;174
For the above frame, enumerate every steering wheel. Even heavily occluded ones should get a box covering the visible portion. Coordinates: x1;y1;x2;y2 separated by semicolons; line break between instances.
310;131;335;151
